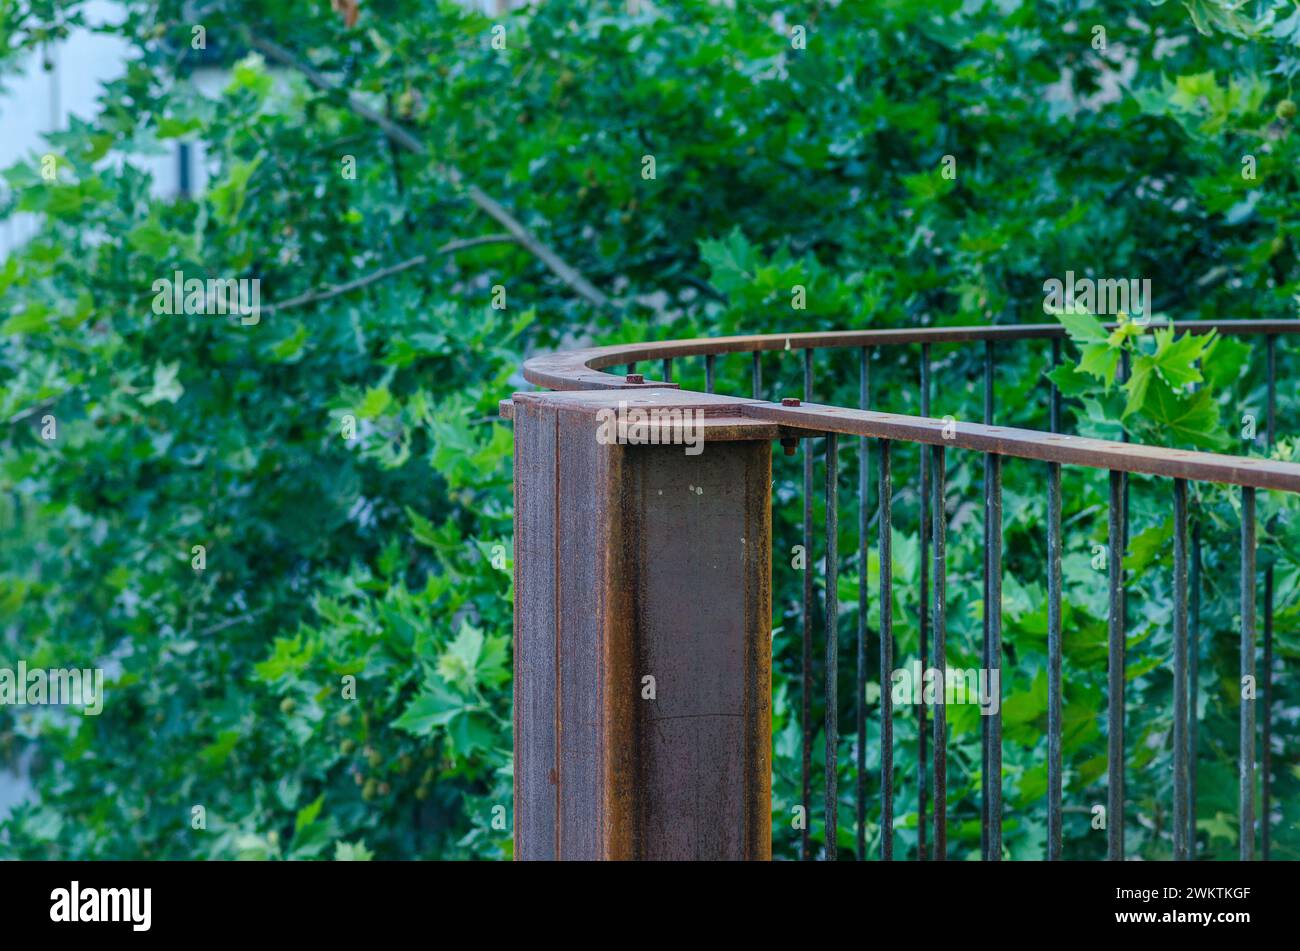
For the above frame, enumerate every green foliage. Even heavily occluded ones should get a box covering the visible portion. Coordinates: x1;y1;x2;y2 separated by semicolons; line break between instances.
1;0;1298;861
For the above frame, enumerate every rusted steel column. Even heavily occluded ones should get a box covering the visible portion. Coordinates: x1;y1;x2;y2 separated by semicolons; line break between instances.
509;390;773;860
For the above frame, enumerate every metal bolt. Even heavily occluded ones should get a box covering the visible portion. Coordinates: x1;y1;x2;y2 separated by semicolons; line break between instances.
781;437;798;456
626;373;644;384
781;397;800;407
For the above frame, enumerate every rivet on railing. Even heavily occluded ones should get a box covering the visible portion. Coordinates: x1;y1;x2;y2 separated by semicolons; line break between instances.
780;437;798;456
626;373;644;384
782;397;801;406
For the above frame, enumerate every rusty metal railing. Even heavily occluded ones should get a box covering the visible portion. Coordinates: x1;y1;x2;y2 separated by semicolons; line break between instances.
504;319;1297;860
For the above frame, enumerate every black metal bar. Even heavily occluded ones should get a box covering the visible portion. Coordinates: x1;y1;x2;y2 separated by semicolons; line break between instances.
662;357;673;383
1173;478;1189;860
1267;335;1277;442
801;348;813;861
1241;487;1256;862
1119;352;1130;664
825;432;839;861
856;348;870;861
1050;337;1062;434
878;439;894;862
918;343;931;860
1189;518;1201;856
1046;460;1062;860
932;443;947;860
626;362;636;375
982;341;993;859
1107;469;1125;861
705;354;715;394
988;451;1003;859
1262;552;1273;862
752;351;762;400
1262;334;1276;860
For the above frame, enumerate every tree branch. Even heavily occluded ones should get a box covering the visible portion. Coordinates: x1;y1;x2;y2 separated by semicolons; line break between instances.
242;31;616;312
263;235;516;315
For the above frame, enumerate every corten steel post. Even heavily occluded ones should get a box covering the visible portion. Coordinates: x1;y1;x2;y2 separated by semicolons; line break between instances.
506;388;773;860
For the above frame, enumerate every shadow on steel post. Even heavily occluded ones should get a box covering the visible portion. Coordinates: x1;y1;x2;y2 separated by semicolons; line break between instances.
504;388;774;860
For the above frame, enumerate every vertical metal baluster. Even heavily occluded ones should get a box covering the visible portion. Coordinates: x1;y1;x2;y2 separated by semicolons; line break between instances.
662;357;673;383
982;342;993;859
752;351;762;401
932;444;947;860
857;348;870;861
1050;337;1063;434
1189;518;1202;857
1047;335;1063;859
1241;487;1257;862
1047;460;1062;860
1119;353;1130;656
1267;336;1277;442
801;348;814;861
918;343;931;860
988;452;1003;860
1173;479;1189;860
627;362;637;376
879;439;894;861
825;432;840;861
1107;469;1125;861
705;354;715;394
1262;335;1276;861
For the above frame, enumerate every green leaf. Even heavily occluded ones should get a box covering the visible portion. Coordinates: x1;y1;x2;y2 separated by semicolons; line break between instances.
357;386;392;420
1126;517;1174;574
254;632;316;682
438;621;486;691
1;304;52;335
1077;342;1121;383
198;730;240;769
1152;327;1213;388
208;155;263;226
1201;335;1252;390
393;677;464;735
1123;354;1155;418
295;794;324;833
334;840;375;861
406;506;439;547
1141;378;1224;448
140;362;185;406
1057;310;1109;345
269;323;309;363
1046;363;1093;397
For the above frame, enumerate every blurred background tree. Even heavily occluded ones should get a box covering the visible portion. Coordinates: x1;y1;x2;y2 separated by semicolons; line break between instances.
0;0;1297;859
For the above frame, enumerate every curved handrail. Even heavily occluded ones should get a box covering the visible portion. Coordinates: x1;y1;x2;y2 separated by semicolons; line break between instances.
522;319;1297;391
519;318;1300;491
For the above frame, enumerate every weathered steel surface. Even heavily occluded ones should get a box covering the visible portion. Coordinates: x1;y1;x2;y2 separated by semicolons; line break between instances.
522;320;1298;391
917;347;931;861
509;390;1300;493
878;439;894;862
855;348;870;862
1046;461;1062;860
511;390;771;860
747;402;1300;492
1107;470;1125;862
800;351;814;861
513;397;559;860
824;432;839;861
981;343;993;861
626;438;772;860
1241;488;1257;862
511;321;1296;864
1189;520;1202;855
986;452;1003;860
931;443;946;860
1173;478;1190;861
